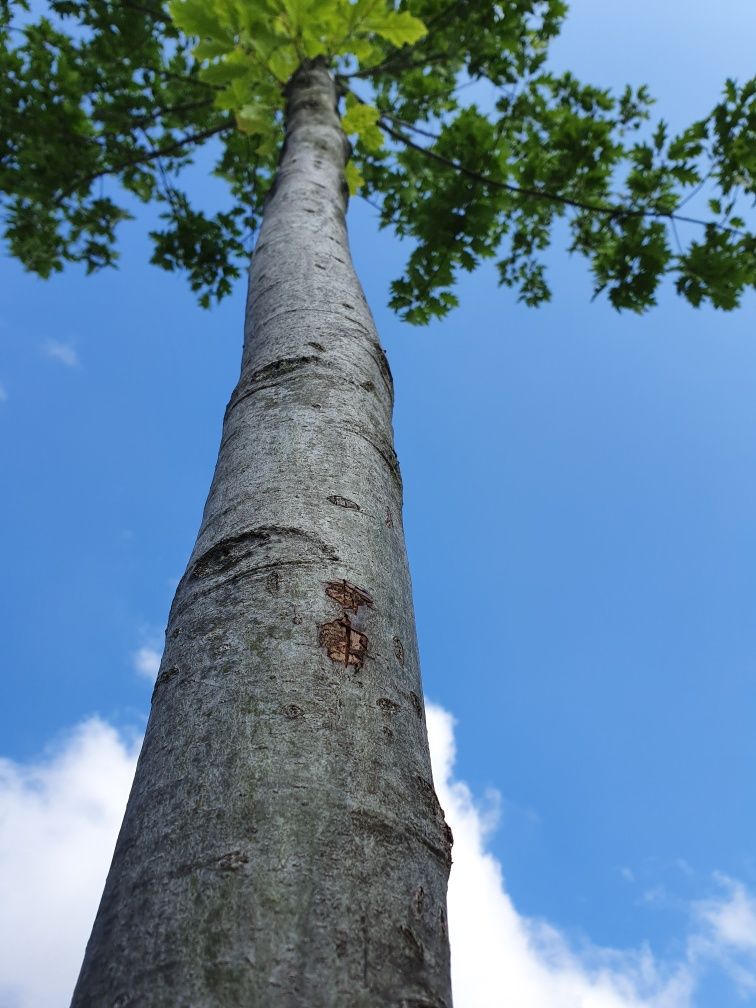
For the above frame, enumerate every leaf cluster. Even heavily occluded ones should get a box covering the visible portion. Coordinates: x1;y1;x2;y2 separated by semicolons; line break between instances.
352;5;755;320
1;0;268;303
1;0;754;317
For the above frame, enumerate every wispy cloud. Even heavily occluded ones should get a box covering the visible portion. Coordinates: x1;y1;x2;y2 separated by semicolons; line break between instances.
43;340;79;368
133;644;162;681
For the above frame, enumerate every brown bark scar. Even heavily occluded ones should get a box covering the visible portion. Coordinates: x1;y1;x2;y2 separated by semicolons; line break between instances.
325;579;372;613
319;615;368;670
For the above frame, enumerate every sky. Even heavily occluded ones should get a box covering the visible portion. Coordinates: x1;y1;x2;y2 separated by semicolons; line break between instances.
1;1;756;1006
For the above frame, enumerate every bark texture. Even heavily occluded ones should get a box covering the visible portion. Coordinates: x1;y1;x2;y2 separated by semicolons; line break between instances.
71;60;452;1008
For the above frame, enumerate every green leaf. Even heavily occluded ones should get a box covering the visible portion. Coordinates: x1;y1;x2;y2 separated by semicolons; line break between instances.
281;0;310;23
2;0;752;318
168;0;233;42
342;97;384;153
200;56;250;87
236;102;270;135
361;8;427;47
344;160;364;195
194;38;233;59
267;43;299;82
348;36;381;63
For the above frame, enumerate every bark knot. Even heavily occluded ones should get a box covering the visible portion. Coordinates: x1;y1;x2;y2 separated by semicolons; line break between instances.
393;635;405;665
151;664;179;702
377;697;400;716
399;924;425;963
217;849;249;872
327;494;360;511
413;886;426;918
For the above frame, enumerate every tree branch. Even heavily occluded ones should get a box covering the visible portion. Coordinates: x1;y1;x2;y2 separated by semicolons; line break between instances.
344;50;452;81
379;117;746;236
115;0;172;26
149;68;219;92
124;98;215;131
57;120;233;203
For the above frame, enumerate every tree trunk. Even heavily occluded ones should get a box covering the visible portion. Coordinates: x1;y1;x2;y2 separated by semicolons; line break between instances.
71;59;453;1008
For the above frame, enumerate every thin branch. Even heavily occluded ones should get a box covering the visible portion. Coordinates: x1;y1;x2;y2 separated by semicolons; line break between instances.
674;168;713;211
424;0;467;31
124;98;215;131
379;117;747;236
138;124;180;211
149;68;219;92
359;192;383;216
344;50;452;81
115;0;172;26
380;113;438;140
358;190;403;231
56;120;233;203
670;215;684;256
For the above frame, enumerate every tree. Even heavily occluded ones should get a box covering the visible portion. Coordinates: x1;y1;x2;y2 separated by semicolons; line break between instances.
1;1;754;1005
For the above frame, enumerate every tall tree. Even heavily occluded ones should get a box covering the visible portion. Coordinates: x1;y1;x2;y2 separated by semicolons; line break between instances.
1;1;753;1005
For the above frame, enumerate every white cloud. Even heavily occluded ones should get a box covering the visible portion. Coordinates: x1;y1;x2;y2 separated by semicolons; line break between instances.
133;644;162;681
696;877;756;953
0;720;139;1008
426;703;697;1008
1;703;755;1008
689;877;756;996
43;340;79;368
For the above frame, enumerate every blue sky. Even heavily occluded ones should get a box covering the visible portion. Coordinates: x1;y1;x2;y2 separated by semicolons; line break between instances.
1;2;755;1006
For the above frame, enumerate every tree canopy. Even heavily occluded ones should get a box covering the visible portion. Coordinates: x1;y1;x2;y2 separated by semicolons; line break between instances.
1;0;754;319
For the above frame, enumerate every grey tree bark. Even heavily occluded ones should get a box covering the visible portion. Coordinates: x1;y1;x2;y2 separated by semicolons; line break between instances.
71;59;453;1008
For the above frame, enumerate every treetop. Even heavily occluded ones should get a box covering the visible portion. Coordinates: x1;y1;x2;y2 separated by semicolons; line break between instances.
1;0;754;319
